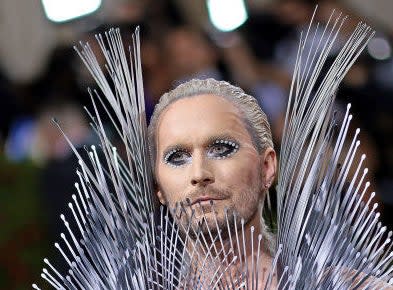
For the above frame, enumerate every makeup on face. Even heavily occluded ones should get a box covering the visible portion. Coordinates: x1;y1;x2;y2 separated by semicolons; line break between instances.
163;136;240;168
155;94;266;232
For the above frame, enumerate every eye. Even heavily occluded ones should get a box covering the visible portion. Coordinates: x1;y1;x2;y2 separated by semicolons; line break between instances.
207;140;239;159
164;149;191;167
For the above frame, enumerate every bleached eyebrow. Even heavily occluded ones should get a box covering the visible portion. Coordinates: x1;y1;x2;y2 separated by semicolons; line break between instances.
205;134;238;146
161;132;238;156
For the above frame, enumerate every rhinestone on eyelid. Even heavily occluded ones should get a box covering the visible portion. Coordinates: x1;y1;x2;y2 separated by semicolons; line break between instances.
214;139;239;150
164;149;177;163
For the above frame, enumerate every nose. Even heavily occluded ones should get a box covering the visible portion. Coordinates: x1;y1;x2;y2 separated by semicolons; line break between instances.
190;153;215;187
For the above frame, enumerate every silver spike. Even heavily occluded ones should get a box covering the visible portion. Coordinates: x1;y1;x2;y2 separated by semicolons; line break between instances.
33;8;393;290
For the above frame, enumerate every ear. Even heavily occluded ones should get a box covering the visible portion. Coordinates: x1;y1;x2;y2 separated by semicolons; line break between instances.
260;147;277;189
156;189;166;205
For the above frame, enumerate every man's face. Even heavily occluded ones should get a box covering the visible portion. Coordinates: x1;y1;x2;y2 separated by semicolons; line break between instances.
155;94;272;235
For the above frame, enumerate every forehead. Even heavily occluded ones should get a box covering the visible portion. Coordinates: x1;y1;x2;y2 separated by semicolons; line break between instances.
156;94;251;148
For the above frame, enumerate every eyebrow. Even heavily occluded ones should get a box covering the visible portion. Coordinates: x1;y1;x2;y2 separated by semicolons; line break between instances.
205;133;238;146
161;133;238;157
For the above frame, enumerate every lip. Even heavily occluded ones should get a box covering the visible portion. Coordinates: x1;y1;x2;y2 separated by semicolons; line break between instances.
191;196;225;206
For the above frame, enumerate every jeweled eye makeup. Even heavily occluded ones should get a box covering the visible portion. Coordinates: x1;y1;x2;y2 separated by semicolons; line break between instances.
164;147;191;167
207;139;240;160
163;138;240;167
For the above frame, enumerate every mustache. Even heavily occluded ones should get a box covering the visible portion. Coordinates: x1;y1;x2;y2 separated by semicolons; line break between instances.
181;187;231;206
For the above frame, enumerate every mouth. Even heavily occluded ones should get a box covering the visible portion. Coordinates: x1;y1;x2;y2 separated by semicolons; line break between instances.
191;196;226;206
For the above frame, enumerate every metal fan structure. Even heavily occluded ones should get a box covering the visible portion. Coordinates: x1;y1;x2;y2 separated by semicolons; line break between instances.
33;10;393;290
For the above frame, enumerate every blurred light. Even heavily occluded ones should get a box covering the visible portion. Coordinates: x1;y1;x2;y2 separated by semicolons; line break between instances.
5;118;35;162
41;0;101;23
367;37;391;61
207;0;248;32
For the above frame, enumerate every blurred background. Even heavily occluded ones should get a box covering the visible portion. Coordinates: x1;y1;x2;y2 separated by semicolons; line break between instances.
0;0;392;288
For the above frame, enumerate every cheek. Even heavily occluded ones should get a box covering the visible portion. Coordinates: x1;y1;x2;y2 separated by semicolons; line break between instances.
218;151;261;188
226;157;262;217
156;164;187;204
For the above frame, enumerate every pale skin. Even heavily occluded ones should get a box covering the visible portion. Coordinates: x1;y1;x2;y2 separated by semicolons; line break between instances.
154;94;277;287
152;93;392;288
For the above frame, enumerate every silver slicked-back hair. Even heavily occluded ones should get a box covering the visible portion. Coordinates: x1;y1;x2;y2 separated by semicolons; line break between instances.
148;78;273;167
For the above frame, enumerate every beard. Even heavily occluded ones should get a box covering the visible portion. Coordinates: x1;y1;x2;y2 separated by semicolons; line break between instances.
168;183;264;244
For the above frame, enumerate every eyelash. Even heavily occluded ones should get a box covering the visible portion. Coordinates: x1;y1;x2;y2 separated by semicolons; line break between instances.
164;148;191;167
163;139;240;167
208;140;239;159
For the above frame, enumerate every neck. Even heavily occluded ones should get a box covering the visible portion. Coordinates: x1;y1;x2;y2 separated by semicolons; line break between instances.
184;207;276;288
222;202;275;258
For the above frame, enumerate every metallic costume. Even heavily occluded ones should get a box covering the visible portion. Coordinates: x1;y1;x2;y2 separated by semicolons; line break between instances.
33;10;393;289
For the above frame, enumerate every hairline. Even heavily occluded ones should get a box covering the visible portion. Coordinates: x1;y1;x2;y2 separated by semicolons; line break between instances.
148;79;274;174
150;94;266;172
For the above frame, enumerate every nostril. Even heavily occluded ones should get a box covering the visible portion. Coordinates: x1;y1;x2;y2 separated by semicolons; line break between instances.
203;177;213;183
191;177;214;186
